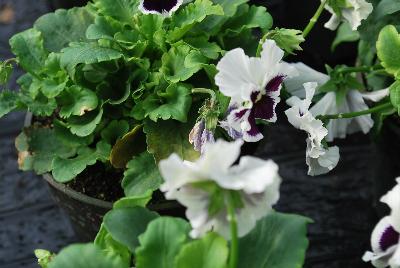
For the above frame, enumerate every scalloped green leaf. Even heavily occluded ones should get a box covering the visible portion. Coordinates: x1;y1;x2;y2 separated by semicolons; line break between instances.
104;207;159;252
59;86;99;118
48;243;128;268
86;16;123;41
122;152;163;197
34;7;94;52
238;212;311;268
135;217;191;268
0;61;13;85
175;232;229;268
67;108;103;137
390;81;400;114
9;28;48;74
94;0;139;24
144;118;200;162
60;42;123;76
0;90;18;118
168;0;224;41
377;25;400;78
101;120;129;145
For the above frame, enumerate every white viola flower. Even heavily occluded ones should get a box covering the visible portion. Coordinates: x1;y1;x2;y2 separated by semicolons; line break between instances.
323;0;373;31
285;82;340;176
189;120;215;154
139;0;183;16
285;63;390;141
363;178;400;268
216;40;297;142
159;139;281;239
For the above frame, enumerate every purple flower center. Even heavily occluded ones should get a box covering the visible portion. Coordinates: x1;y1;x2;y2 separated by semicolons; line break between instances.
380;225;400;251
142;0;179;13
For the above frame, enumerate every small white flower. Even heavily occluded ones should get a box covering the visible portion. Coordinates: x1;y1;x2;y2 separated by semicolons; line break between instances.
285;63;390;141
285;82;339;176
139;0;183;16
323;0;373;31
159;139;281;239
216;40;297;142
363;178;400;268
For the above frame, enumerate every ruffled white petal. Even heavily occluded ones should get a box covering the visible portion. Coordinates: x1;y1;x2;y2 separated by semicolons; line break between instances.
325;13;341;30
139;0;183;16
381;178;400;233
362;88;390;102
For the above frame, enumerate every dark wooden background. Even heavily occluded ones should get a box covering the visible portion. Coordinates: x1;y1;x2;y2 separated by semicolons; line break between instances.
0;0;377;267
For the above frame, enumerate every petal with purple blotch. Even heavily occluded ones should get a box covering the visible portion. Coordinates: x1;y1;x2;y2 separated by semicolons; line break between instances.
243;111;263;142
253;94;279;123
265;75;285;93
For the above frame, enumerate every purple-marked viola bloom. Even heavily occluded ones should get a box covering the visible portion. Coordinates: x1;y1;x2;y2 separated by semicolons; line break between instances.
189;120;215;154
364;178;400;268
215;40;297;142
139;0;183;16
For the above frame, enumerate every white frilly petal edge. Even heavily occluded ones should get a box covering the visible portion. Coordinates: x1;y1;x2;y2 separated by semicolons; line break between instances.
362;88;390;102
381;178;400;233
139;0;184;16
306;145;340;176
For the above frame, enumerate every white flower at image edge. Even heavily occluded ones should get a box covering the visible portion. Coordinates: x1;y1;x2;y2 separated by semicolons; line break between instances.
363;178;400;268
323;0;373;31
285;63;390;142
139;0;183;16
159;139;281;239
285;82;340;176
215;40;297;142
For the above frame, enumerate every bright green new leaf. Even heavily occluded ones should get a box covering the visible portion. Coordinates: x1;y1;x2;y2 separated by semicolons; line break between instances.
19;92;57;117
40;77;68;99
48;243;128;268
60;42;123;77
9;28;48;74
184;37;222;59
238;212;311;268
223;5;273;36
144;118;200;162
377;25;400;78
0;90;18;118
104;207;159;252
59;86;99;118
168;0;224;41
122;152;163;198
94;0;139;24
135;217;191;268
147;84;192;122
332;22;360;51
35;249;54;268
390;81;400;114
34;7;94;52
266;28;305;55
175;232;229;268
67;108;104;137
161;44;207;83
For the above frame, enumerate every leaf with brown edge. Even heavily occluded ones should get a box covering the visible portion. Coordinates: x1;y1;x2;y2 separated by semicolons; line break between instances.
110;125;147;168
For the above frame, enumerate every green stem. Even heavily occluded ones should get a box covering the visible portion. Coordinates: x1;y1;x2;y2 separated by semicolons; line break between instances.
256;34;268;57
302;0;328;38
192;88;217;105
317;102;392;120
227;191;239;268
337;64;384;74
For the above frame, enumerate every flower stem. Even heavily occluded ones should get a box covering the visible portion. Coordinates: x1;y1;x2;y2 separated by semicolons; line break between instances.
192;88;217;105
337;64;384;74
302;0;328;38
227;191;239;268
317;102;393;120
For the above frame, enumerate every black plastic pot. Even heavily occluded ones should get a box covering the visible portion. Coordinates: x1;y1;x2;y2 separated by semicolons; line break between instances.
373;118;400;217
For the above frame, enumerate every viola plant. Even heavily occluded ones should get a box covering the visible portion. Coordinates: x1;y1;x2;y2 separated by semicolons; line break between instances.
37;140;311;268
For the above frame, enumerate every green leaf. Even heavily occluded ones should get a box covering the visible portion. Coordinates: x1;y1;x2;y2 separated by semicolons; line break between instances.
35;249;55;268
122;152;163;197
67;108;104;137
34;7;94;52
266;28;305;55
168;0;224;41
19;92;58;117
161;44;207;83
52;142;111;183
59;86;99;118
94;0;139;24
48;243;128;268
60;42;123;77
15;128;77;174
113;195;153;209
104;207;159;252
175;232;229;268
101;120;130;145
184;37;222;59
332;22;360;51
223;5;273;36
390;81;400;114
0;90;18;118
238;212;311;268
86;16;123;41
377;25;400;78
376;0;400;18
143;118;200;162
135;217;191;268
9;28;48;74
94;225;131;267
0;61;13;85
110;125;147;169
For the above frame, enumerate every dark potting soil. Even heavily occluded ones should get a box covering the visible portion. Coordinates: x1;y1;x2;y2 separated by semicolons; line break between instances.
66;162;124;202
